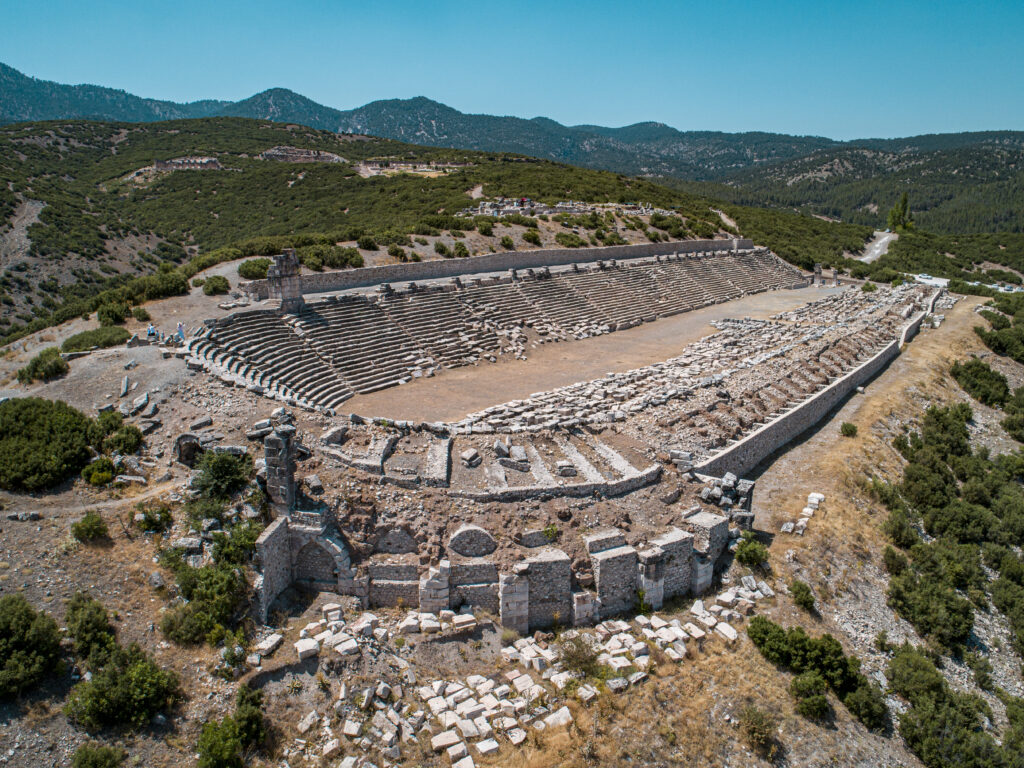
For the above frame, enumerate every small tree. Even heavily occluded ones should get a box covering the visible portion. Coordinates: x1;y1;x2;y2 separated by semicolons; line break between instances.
71;512;109;543
0;594;62;698
72;743;125;768
237;258;271;280
193;452;251;499
17;347;69;384
734;531;769;568
790;579;816;612
790;670;831;719
738;705;777;758
203;275;230;296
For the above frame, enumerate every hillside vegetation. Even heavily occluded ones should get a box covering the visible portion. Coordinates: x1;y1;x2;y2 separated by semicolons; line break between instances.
0;116;871;344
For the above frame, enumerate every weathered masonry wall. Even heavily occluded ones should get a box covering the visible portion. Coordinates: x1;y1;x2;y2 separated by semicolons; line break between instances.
244;238;755;299
696;305;932;479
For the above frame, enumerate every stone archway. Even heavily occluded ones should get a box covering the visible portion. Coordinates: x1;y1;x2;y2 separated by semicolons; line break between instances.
294;540;337;584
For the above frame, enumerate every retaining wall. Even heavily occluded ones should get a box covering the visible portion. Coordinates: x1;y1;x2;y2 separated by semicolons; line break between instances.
695;304;932;480
244;238;754;299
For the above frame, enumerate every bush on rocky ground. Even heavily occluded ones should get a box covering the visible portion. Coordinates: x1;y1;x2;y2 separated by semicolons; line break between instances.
197;684;266;768
193;452;251;500
734;531;769;567
71;743;125;768
0;397;97;491
203;275;230;296
65;642;179;732
61;327;132;353
17;347;68;384
71;512;108;543
0;594;62;699
747;616;887;730
237;258;270;280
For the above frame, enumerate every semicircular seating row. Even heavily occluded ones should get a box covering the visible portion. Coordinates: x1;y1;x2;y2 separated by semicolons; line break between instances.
187;249;805;411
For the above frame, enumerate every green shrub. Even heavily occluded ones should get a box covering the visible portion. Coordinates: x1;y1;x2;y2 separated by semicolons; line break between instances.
554;232;584;248
65;643;179;731
950;358;1009;407
476;221;493;237
842;681;889;731
131;307;150;322
433;241;449;257
212;521;264;565
71;743;125;768
747;616;887;730
790;579;816;612
882;545;909;575
71;512;108;543
203;275;230;296
103;425;143;455
160;559;246;645
135;504;173;533
387;243;406;261
791;671;831;719
197;684;265;768
0;398;99;490
500;235;514;250
840;421;858;437
96;302;129;326
81;457;115;486
17;347;69;384
557;634;603;678
523;228;541;245
193;452;251;499
237;258;271;280
862;282;877;292
192;278;206;288
734;531;769;567
61;327;131;353
66;592;117;668
453;241;469;258
738;705;777;759
0;594;62;698
356;235;377;251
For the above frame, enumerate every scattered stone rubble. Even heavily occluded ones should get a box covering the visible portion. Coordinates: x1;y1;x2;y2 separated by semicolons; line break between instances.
779;492;825;536
273;582;777;767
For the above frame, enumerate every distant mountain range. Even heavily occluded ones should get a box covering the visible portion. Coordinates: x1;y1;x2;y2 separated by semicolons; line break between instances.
3;61;1024;230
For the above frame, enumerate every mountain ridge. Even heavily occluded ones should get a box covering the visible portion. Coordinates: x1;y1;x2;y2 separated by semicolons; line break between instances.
3;61;1024;230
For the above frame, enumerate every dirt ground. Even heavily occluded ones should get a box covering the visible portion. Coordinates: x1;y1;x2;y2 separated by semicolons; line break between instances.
348;286;844;422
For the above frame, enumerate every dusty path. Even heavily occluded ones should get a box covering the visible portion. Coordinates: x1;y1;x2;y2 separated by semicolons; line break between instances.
347;285;845;422
851;230;897;263
0;197;44;265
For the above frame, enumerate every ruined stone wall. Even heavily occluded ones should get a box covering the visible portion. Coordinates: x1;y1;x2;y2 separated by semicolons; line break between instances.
696;334;904;479
450;561;500;614
523;549;573;629
255;517;292;621
650;528;694;600
592;545;639;618
245;238;756;299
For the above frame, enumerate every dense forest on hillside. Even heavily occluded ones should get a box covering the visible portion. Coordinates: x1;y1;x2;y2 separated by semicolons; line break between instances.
667;142;1024;234
0;117;738;342
5;115;1024;346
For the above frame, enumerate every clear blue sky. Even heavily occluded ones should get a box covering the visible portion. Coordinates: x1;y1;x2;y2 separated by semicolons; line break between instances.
2;0;1021;139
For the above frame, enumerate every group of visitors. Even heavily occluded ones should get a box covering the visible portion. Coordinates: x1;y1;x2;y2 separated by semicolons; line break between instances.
146;321;186;343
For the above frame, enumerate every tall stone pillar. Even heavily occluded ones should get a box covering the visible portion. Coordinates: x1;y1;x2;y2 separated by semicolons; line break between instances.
637;546;666;611
264;425;296;514
267;248;304;314
498;569;529;635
